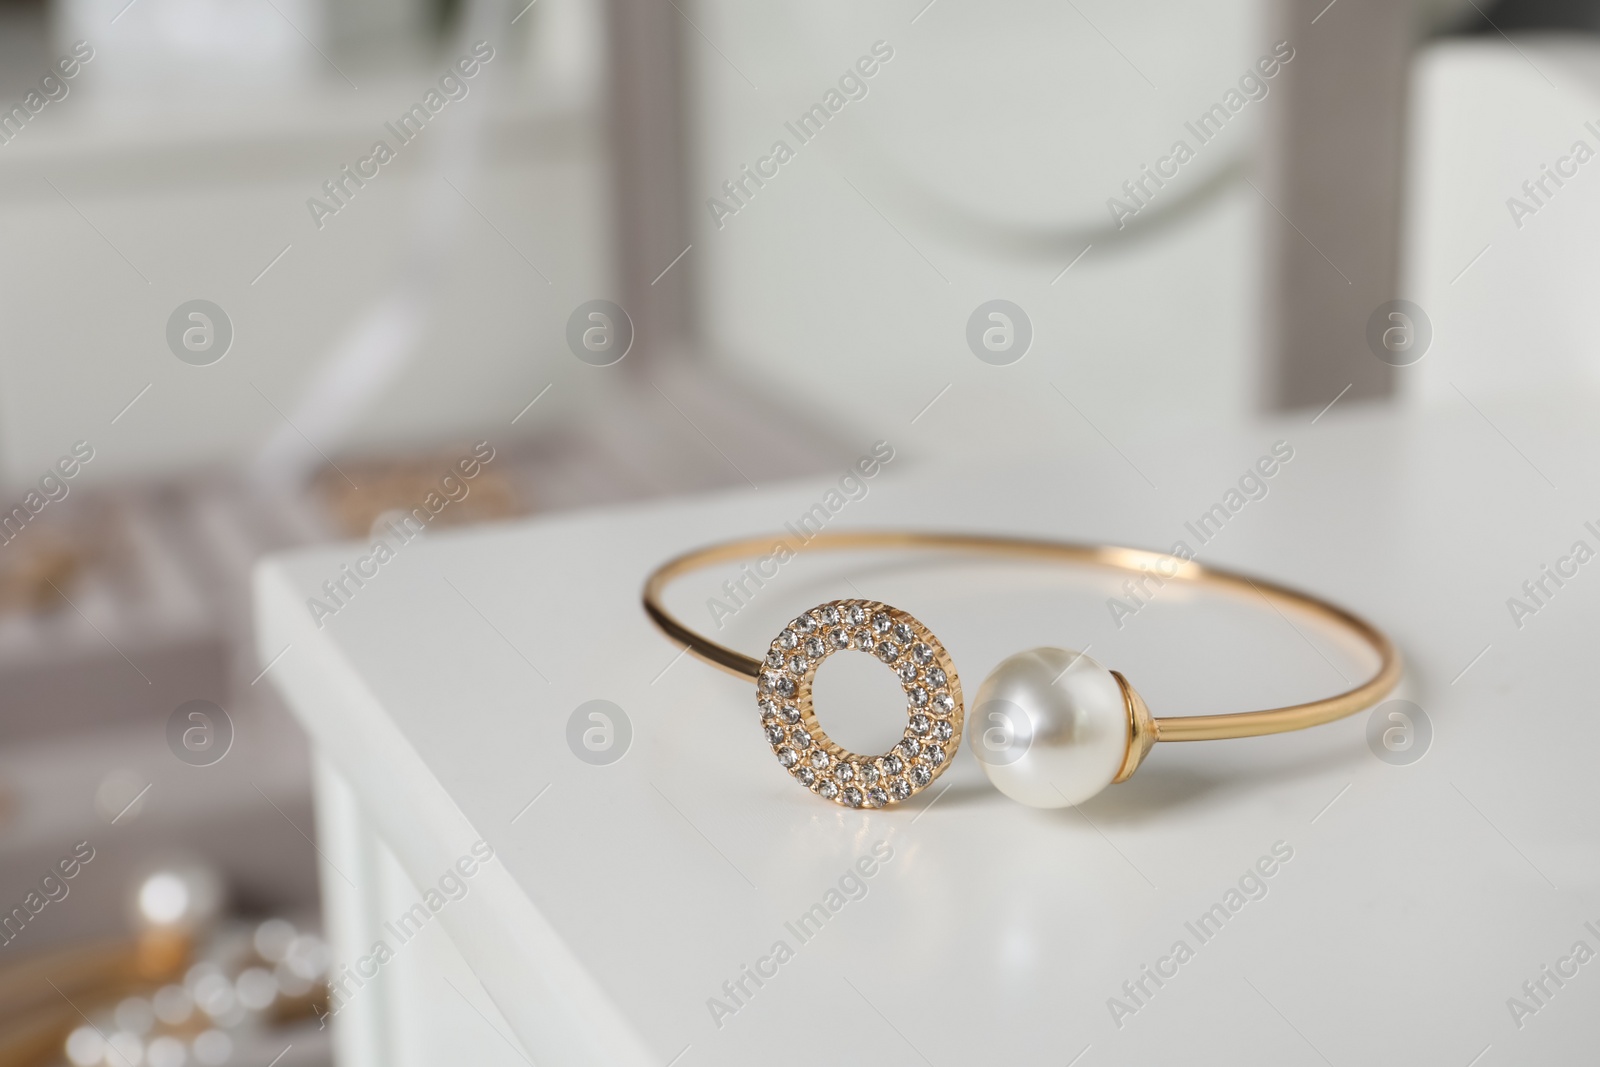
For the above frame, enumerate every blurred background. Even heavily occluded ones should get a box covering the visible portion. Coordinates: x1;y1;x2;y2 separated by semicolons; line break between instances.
0;0;1597;1062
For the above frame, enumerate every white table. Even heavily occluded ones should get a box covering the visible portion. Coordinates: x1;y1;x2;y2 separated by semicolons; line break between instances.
256;394;1600;1066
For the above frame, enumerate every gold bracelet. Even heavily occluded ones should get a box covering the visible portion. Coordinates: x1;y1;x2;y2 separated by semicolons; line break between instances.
643;530;1402;810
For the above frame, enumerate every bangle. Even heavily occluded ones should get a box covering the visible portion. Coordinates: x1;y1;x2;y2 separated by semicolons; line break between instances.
643;530;1401;811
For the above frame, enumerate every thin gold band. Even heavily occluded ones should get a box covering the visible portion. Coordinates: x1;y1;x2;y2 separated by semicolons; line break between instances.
642;530;1402;742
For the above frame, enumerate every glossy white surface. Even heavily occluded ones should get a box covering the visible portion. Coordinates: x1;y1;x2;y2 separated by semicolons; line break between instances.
257;397;1600;1066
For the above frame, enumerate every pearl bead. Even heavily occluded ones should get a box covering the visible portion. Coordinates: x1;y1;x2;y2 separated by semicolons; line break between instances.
969;647;1128;808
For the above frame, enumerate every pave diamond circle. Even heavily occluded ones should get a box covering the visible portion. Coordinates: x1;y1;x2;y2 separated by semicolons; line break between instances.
758;599;964;808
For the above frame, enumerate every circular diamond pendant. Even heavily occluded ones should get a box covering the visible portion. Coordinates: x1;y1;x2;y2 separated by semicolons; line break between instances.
758;600;963;808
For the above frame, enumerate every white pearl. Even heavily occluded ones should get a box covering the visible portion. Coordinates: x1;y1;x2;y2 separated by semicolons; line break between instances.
969;647;1128;808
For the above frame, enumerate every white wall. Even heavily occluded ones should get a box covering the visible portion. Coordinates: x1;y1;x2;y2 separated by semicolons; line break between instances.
0;2;613;491
1404;37;1600;405
690;0;1270;461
